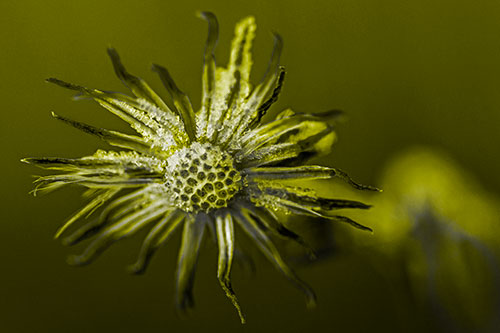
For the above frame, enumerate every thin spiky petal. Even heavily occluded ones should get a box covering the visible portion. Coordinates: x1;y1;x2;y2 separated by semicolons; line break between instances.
206;16;256;142
175;215;206;313
247;66;285;129
215;212;245;323
245;165;380;191
107;48;171;112
233;207;317;307
47;77;186;148
54;189;118;239
49;112;154;155
230;33;283;140
250;184;371;210
152;64;197;141
129;209;185;274
267;198;372;232
62;188;152;246
197;11;219;139
67;201;169;266
237;110;338;159
239;202;314;256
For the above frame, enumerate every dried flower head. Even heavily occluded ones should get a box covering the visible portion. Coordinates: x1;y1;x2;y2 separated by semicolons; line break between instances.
23;12;377;323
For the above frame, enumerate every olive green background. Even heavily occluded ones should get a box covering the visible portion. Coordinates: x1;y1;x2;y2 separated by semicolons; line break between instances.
2;0;500;332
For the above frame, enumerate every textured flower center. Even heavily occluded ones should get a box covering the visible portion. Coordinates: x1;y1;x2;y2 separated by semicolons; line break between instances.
164;142;242;213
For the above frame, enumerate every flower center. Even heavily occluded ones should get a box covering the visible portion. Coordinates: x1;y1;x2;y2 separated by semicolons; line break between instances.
164;142;242;213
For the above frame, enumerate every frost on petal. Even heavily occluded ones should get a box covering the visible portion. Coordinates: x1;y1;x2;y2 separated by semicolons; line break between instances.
229;34;283;142
26;150;165;195
244;165;380;191
46;77;186;150
196;11;219;139
49;112;156;156
152;64;197;141
206;16;256;142
236;110;338;162
67;201;170;266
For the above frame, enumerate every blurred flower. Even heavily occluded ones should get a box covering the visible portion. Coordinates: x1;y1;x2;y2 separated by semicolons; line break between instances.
317;147;500;331
23;12;377;323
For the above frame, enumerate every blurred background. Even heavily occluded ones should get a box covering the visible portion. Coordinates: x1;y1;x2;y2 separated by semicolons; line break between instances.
2;0;500;332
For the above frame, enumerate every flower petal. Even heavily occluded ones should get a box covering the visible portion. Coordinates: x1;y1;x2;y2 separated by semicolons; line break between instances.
196;11;219;139
49;112;154;155
238;202;314;256
244;165;380;191
62;188;151;246
53;189;119;239
129;209;185;274
107;47;171;112
206;16;256;142
175;215;206;313
46;78;186;148
215;212;245;323
236;111;337;161
67;201;169;266
230;33;283;140
233;207;317;308
152;64;197;141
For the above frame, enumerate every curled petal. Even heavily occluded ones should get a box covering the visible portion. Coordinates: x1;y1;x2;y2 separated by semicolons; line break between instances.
175;215;206;313
152;64;197;142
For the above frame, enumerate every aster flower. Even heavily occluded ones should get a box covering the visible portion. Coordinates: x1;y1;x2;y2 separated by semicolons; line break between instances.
23;12;377;323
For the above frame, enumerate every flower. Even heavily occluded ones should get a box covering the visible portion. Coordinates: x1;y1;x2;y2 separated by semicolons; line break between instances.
23;12;377;323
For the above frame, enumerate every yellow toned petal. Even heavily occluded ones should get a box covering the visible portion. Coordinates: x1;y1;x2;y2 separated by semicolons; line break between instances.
207;16;256;143
175;216;206;313
227;16;256;99
215;213;245;323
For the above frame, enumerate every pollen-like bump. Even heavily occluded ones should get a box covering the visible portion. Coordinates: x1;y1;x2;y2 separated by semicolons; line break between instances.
164;142;242;212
